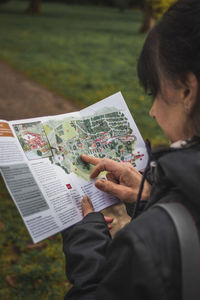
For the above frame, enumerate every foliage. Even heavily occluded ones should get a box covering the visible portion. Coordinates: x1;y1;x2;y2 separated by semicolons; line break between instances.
146;0;176;19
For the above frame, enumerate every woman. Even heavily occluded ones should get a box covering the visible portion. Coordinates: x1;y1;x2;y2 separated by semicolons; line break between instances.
62;0;200;299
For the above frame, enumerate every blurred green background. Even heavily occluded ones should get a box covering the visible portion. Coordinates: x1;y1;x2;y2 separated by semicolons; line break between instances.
0;1;168;299
0;0;166;144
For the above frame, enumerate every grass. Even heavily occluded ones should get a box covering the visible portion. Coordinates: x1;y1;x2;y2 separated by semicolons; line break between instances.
0;0;167;144
0;2;168;299
0;178;69;299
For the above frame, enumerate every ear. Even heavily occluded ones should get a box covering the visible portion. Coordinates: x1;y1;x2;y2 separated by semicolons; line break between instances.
181;73;199;114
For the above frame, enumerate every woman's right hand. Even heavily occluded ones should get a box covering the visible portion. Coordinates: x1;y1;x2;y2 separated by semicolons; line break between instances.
81;154;151;203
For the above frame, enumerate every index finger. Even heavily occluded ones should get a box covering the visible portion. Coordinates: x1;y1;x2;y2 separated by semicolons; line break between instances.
90;159;122;179
81;154;101;166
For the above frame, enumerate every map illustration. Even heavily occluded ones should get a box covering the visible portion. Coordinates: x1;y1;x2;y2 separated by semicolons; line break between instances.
43;109;144;180
13;122;52;160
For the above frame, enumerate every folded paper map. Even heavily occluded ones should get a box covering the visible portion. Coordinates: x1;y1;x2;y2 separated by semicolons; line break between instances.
0;92;147;243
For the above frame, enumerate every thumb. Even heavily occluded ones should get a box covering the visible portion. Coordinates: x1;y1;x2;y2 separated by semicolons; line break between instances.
95;179;137;202
82;195;94;217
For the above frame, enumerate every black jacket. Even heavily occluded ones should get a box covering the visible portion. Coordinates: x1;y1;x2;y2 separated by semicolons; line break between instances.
62;142;200;300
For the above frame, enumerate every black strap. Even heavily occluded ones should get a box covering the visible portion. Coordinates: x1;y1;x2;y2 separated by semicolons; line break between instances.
154;203;200;300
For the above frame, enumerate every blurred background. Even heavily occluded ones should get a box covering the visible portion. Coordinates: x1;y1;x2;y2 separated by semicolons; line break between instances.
0;0;174;299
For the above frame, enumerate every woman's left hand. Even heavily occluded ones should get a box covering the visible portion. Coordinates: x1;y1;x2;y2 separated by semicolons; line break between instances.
82;195;113;229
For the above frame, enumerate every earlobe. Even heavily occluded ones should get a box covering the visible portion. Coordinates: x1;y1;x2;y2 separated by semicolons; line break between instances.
183;104;190;114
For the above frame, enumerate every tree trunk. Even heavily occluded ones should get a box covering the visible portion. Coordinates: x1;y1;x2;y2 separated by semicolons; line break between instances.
25;0;41;14
140;3;155;33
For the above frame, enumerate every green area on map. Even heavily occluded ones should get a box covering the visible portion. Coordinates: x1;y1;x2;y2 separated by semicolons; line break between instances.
43;110;140;180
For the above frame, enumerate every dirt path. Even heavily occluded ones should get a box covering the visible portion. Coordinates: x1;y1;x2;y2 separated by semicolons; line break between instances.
0;61;130;235
0;61;80;120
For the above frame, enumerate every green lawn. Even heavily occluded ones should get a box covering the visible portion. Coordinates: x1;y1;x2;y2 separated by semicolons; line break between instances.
0;178;70;299
0;0;167;144
0;2;168;299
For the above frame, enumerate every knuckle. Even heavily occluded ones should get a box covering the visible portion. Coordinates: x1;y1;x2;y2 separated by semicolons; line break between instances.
102;158;110;165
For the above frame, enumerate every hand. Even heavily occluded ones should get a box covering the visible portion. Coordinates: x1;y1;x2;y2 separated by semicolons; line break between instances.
82;195;113;229
81;154;151;203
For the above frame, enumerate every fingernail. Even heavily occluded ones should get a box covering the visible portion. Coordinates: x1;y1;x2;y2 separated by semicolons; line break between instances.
82;195;93;208
104;216;114;222
82;195;89;206
95;179;105;188
108;218;114;222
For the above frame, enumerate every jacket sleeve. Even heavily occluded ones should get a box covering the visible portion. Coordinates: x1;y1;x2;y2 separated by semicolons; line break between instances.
62;212;112;300
125;200;148;217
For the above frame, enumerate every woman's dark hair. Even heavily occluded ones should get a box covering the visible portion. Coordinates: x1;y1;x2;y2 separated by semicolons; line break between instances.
138;0;200;99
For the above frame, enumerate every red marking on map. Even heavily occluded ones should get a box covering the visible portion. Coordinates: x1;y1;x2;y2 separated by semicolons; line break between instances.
135;153;144;161
66;184;72;190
